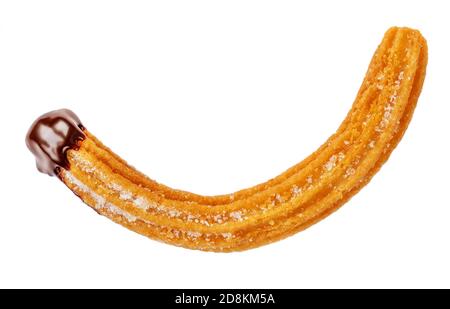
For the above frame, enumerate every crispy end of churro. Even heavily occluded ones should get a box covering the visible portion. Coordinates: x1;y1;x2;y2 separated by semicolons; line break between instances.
27;27;427;252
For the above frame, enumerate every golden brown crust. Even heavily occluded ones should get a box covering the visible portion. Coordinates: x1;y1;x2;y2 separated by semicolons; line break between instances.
59;27;427;252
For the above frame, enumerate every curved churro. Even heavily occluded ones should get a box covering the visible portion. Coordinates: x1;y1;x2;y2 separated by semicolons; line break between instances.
26;27;427;252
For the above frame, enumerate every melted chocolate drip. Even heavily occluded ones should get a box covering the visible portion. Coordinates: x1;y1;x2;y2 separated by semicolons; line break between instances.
26;109;86;176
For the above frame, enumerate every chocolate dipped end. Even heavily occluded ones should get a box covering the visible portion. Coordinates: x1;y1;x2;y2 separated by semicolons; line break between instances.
26;109;86;176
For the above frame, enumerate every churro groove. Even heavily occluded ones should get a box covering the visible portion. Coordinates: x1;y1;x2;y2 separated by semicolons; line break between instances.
26;27;427;252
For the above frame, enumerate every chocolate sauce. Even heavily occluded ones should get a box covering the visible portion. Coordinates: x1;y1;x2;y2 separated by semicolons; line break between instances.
26;109;86;176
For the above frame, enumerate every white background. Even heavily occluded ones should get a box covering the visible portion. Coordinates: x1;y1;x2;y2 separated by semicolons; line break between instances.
0;0;449;288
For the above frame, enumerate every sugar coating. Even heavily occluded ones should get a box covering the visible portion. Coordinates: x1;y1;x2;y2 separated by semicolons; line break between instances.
168;209;181;218
275;194;283;203
72;151;346;226
69;131;370;231
119;191;133;201
230;211;243;221
65;172;235;241
134;196;150;210
222;233;233;239
73;154;256;226
214;214;223;224
64;172;137;222
344;167;356;178
378;71;404;133
324;155;337;172
291;185;302;197
186;231;201;239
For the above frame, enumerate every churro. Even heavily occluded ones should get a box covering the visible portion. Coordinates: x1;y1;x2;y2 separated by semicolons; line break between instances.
26;27;427;252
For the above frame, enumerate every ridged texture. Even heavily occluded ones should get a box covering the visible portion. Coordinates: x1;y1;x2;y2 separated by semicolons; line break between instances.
60;27;428;252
